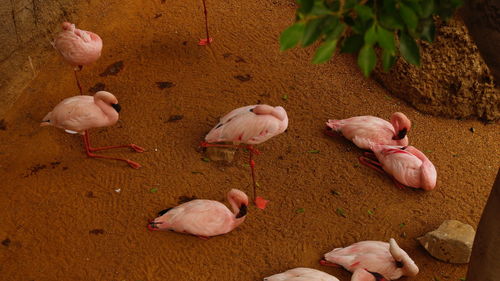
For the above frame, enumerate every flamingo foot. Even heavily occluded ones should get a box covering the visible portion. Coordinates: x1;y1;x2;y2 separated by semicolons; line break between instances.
126;160;142;169
255;196;269;210
129;144;146;153
319;259;341;267
198;37;213;46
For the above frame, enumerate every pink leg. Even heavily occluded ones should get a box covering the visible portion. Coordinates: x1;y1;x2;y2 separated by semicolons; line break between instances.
82;132;142;169
359;154;407;190
198;0;213;45
320;259;341;267
85;130;145;152
359;155;386;175
74;67;83;94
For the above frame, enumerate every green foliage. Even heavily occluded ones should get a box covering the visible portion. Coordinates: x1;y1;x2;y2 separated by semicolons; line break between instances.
279;0;463;76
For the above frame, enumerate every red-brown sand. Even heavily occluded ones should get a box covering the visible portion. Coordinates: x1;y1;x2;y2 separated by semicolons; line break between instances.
0;0;499;280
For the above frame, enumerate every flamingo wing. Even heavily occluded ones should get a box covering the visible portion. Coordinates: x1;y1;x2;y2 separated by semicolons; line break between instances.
161;200;235;236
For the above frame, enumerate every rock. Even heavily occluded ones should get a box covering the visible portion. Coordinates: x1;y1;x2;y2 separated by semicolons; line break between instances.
418;220;476;263
205;146;237;163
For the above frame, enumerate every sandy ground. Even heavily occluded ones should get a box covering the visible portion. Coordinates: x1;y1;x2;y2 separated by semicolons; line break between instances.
0;0;499;280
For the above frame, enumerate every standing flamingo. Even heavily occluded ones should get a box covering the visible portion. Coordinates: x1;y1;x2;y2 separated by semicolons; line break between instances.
264;268;340;281
201;104;288;209
198;0;213;45
359;144;437;190
148;189;248;238
325;112;411;150
53;22;103;94
40;91;144;168
320;238;419;281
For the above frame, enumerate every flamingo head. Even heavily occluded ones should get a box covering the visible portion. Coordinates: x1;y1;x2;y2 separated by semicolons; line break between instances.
227;189;249;218
390;112;411;140
388;238;419;276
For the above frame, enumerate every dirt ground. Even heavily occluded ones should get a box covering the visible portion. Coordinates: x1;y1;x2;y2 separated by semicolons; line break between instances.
0;0;499;280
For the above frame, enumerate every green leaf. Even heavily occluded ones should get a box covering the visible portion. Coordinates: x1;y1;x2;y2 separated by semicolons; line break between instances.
336;208;347;218
399;3;418;30
150;187;158;193
364;24;378;45
382;48;396;71
302;18;324;47
420;0;435;18
282;94;289;100
420;19;436;42
341;34;364;53
368;209;375;215
379;13;405;30
308;149;320;153
404;0;423;17
377;26;395;52
399;32;420;65
312;40;338;64
325;21;345;41
399;222;406;228
296;208;305;213
330;190;340;196
297;0;314;14
358;44;376;77
354;5;374;22
201;157;211;162
280;23;305;51
191;171;203;174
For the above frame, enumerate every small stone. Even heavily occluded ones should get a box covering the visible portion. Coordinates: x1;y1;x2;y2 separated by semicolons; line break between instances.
418;220;475;263
205;145;237;163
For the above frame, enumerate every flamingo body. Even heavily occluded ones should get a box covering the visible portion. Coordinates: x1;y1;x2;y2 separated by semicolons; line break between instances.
41;91;120;133
205;104;288;145
326;113;411;150
322;238;419;280
150;189;248;237
53;22;103;67
371;145;437;190
264;268;339;281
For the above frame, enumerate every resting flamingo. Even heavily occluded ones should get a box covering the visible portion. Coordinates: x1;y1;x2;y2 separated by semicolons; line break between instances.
40;91;144;168
325;112;411;150
359;144;437;190
148;189;248;238
53;22;103;94
264;267;339;281
321;238;419;281
201;104;288;209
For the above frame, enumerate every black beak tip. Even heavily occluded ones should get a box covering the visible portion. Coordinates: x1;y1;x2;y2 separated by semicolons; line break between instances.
235;204;248;218
112;103;121;113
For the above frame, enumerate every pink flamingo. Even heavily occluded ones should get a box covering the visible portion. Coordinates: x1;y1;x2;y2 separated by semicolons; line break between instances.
40;91;144;168
359;144;437;190
200;104;288;209
264;268;340;281
148;189;248;238
53;22;103;94
325;112;411;150
198;0;213;45
320;238;419;281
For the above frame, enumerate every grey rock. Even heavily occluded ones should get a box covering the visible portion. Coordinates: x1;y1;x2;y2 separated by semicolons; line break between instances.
418;220;476;264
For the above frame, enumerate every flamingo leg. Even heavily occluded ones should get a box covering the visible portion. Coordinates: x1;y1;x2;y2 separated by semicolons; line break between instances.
74;66;83;94
198;0;213;45
319;259;341;267
82;131;142;169
84;131;145;152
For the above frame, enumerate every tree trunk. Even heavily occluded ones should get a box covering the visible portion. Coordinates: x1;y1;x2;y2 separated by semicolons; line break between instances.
465;169;500;280
461;0;500;85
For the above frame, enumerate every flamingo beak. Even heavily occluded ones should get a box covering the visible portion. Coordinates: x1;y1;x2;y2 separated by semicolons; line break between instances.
324;126;337;137
111;103;121;113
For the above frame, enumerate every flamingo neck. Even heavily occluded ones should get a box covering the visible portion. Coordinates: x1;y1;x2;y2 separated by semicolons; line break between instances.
94;96;118;121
